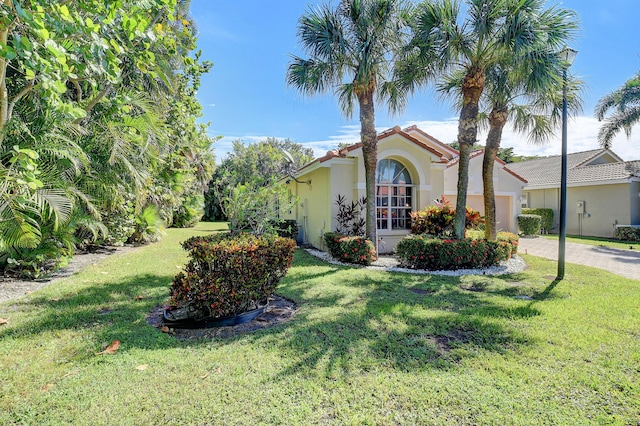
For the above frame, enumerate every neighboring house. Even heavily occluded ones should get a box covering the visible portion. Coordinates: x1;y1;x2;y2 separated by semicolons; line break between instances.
508;149;640;238
282;125;526;253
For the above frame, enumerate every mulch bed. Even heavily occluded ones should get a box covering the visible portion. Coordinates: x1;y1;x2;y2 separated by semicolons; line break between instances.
146;294;298;339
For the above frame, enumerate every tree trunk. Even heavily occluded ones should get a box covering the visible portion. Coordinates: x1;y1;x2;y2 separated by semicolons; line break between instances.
0;13;9;135
358;89;378;257
454;67;485;239
483;106;508;241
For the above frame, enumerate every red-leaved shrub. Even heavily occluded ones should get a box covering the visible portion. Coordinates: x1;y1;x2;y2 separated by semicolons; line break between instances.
396;235;515;270
323;232;376;265
169;232;296;318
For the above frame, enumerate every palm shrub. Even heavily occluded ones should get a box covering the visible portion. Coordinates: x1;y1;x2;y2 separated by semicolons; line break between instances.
169;233;296;319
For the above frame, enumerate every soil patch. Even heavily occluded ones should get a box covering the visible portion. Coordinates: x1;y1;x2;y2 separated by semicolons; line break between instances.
146;294;298;339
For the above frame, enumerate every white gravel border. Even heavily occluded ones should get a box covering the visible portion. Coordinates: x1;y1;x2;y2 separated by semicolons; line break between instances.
304;248;527;276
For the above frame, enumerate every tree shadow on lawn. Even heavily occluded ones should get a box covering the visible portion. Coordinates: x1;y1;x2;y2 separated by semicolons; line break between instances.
251;270;545;378
0;273;183;352
0;252;551;375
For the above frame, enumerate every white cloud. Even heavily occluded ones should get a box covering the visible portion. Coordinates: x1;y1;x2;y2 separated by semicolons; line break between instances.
301;116;640;161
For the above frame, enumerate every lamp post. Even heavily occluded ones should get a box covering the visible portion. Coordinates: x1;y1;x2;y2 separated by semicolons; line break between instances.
556;47;577;280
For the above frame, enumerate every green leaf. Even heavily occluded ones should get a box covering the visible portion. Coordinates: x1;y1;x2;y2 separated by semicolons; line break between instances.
37;28;50;40
53;80;67;94
25;69;35;80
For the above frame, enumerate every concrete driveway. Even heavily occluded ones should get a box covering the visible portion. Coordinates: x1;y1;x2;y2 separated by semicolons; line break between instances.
517;237;640;281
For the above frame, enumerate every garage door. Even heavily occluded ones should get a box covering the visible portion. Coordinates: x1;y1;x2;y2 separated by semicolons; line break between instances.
466;195;513;233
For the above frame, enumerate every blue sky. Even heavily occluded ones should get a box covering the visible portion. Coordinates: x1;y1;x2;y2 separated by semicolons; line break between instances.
189;0;640;162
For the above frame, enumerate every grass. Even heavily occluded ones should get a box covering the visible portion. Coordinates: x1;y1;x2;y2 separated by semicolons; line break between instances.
541;233;638;250
1;222;639;425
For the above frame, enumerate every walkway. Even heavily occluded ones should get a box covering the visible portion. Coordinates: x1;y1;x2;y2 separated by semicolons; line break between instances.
517;237;640;281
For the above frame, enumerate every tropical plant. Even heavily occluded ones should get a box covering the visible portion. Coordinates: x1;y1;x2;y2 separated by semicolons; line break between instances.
204;138;311;221
595;71;640;147
334;194;366;236
473;2;579;240
394;0;573;239
287;0;413;253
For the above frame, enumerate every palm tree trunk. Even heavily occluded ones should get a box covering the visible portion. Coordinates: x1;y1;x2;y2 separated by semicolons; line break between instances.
454;67;485;239
358;89;378;256
0;13;9;136
483;106;508;241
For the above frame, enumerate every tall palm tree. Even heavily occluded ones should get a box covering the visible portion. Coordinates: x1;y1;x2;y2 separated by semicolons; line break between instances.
477;2;579;240
595;71;640;148
396;0;569;239
287;0;412;251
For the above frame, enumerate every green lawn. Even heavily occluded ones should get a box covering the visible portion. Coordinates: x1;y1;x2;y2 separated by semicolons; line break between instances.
542;233;638;251
1;222;638;425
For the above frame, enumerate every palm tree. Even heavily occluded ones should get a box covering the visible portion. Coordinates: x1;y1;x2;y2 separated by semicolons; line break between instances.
595;71;640;148
287;0;412;252
396;0;572;239
476;3;579;240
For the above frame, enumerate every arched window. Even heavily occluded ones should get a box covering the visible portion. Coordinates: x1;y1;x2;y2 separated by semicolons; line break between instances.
376;159;413;230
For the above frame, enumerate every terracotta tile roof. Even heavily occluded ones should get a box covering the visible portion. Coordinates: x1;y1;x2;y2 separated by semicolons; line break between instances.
507;149;640;187
293;126;449;174
446;149;528;183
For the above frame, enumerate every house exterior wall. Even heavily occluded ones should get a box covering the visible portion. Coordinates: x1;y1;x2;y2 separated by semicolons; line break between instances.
525;183;634;238
282;166;332;250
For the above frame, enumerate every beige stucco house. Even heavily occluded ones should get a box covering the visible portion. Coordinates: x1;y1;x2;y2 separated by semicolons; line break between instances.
282;125;526;253
508;149;640;238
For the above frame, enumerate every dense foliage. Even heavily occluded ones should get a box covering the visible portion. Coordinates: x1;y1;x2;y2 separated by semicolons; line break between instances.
323;232;377;266
517;214;542;236
396;235;515;271
614;225;640;242
0;0;215;275
410;197;483;238
204;138;312;221
169;233;296;318
522;208;554;233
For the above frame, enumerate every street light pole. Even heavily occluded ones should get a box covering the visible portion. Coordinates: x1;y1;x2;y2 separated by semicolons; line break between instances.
556;47;577;281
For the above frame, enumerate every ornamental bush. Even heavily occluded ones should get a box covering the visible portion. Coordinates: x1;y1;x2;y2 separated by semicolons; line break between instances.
169;232;296;319
396;235;515;270
410;197;484;237
614;225;640;241
522;208;554;232
323;232;376;265
517;214;542;236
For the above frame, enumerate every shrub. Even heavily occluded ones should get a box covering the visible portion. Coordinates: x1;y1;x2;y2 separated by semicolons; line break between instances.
614;225;640;241
466;230;519;255
169;232;296;319
323;232;376;265
396;235;514;270
517;214;541;236
522;208;554;232
410;196;484;237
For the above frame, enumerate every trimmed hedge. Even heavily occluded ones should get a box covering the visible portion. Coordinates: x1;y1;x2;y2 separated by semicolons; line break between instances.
467;230;519;255
396;235;514;271
522;208;554;232
323;232;376;265
169;232;296;319
615;225;640;242
517;214;541;236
